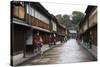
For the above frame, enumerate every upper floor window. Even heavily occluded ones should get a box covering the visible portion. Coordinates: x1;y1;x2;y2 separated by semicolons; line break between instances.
26;4;49;24
52;21;57;31
26;4;32;15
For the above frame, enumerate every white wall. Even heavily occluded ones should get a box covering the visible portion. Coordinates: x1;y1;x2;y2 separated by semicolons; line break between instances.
27;5;32;16
26;30;33;45
52;20;57;31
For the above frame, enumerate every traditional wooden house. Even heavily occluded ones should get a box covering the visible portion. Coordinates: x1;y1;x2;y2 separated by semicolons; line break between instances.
11;1;28;65
50;15;58;44
50;15;66;44
56;23;66;43
68;30;77;39
11;1;67;65
79;5;97;58
11;1;53;65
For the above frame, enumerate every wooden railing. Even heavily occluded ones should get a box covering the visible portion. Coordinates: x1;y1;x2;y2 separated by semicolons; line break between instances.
31;16;49;30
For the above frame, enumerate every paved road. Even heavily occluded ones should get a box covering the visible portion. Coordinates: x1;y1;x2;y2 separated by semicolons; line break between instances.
20;39;95;66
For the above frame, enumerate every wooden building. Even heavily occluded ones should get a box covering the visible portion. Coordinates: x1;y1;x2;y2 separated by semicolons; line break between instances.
57;23;66;43
50;15;66;44
68;30;77;39
79;5;97;58
11;1;52;65
11;1;67;65
50;15;58;45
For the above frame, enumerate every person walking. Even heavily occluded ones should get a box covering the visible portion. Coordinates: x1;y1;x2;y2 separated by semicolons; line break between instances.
33;34;38;54
33;32;43;57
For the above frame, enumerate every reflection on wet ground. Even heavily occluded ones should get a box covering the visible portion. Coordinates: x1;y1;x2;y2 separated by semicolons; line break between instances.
20;39;95;66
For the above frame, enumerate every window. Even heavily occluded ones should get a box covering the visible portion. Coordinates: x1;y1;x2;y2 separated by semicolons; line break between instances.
26;4;32;15
26;5;29;14
32;8;35;17
52;21;57;31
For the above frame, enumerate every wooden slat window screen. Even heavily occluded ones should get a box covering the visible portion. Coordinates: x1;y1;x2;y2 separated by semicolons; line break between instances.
13;5;25;20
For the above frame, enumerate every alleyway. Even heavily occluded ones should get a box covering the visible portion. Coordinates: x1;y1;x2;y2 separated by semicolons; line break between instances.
20;39;94;66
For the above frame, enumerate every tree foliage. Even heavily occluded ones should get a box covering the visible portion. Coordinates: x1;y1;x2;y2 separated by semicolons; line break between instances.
56;11;85;30
72;11;84;25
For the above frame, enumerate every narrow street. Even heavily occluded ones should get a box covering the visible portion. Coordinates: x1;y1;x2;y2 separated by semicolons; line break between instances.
20;39;94;66
11;2;97;66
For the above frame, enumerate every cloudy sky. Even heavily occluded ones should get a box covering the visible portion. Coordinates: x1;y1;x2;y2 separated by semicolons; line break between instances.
23;0;98;16
26;0;97;16
41;2;87;16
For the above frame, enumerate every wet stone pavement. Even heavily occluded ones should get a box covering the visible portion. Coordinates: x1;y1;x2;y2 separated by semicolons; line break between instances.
20;39;95;66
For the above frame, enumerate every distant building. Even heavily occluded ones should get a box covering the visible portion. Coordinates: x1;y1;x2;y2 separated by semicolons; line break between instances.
55;14;62;22
68;30;77;39
51;15;66;44
57;22;66;43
